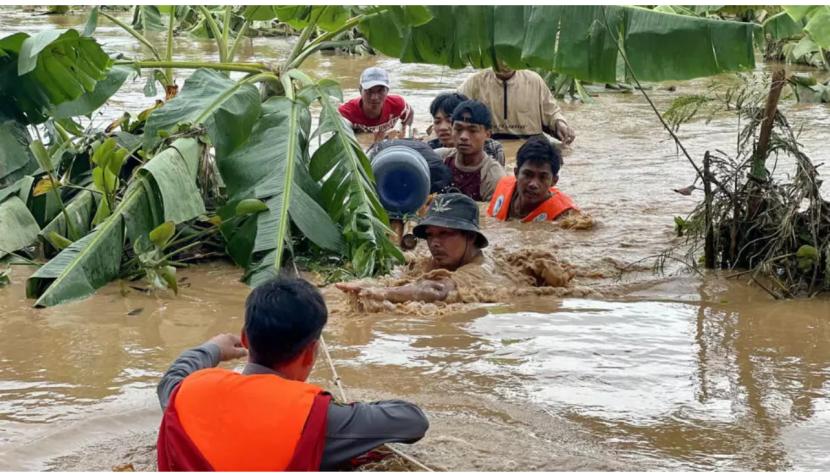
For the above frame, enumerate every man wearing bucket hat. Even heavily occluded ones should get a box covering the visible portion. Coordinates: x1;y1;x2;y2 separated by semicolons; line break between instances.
338;66;414;138
336;193;488;303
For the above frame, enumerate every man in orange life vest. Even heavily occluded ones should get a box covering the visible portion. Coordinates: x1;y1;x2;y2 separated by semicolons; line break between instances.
156;277;429;471
487;135;578;222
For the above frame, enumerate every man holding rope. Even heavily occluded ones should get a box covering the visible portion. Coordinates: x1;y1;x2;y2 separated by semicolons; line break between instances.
156;277;429;471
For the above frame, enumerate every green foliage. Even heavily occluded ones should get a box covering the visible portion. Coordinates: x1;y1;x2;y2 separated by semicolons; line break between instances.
143;68;261;154
0;29;112;124
0;196;39;259
39;188;99;251
27;138;204;307
360;5;757;83
310;80;404;276
217;95;342;286
0;114;38;186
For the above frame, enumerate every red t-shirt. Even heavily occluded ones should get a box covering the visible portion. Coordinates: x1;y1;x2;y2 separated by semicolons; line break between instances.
338;95;412;134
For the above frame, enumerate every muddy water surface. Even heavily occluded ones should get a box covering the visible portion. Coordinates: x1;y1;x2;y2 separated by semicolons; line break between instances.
1;8;830;471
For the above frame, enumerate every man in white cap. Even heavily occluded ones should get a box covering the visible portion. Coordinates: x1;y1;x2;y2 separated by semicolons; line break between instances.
338;66;414;139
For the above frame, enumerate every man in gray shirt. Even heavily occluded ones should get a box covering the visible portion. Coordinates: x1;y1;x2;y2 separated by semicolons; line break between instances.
156;277;428;471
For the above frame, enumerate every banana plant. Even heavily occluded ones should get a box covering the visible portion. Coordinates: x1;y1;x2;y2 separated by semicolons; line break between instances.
1;5;769;307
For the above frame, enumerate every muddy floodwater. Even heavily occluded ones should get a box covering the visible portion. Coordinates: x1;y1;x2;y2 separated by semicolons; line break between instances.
2;8;830;472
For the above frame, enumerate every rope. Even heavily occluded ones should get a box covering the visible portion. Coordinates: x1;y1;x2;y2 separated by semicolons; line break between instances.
319;335;435;472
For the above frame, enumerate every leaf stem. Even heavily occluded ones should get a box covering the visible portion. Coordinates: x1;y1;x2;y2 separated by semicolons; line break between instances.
100;10;162;61
165;6;175;85
227;20;250;63
198;6;227;63
113;60;266;74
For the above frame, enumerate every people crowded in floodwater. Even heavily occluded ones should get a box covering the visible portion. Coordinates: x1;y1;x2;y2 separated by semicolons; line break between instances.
487;136;578;222
338;66;414;140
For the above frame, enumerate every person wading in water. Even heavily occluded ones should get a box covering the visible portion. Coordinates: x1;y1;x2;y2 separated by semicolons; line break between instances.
487;135;578;223
427;92;506;166
337;193;488;303
434;100;505;202
156;277;428;471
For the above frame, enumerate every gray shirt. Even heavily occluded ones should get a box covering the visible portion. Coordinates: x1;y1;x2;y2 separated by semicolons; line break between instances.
157;343;429;470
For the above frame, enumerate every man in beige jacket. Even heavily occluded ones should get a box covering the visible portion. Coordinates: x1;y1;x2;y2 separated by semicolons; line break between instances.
458;64;576;144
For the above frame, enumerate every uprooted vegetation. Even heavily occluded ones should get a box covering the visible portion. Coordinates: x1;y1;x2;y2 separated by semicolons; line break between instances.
666;72;829;297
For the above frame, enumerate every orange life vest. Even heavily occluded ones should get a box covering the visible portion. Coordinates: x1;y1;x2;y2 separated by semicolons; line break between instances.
166;367;325;471
487;176;576;222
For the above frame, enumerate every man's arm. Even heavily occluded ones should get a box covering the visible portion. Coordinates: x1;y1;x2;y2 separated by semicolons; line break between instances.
321;400;429;470
538;78;575;144
157;334;248;410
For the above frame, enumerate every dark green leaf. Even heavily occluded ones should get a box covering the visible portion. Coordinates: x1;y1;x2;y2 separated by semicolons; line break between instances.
0;196;39;259
360;5;758;83
52;65;131;119
83;6;99;37
143;68;261;156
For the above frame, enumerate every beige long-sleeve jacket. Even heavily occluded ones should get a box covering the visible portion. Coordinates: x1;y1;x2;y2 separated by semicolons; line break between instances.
458;69;567;137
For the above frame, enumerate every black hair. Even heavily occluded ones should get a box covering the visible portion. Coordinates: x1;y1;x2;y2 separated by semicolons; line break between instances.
243;277;327;367
429;92;469;118
516;135;561;176
451;100;492;130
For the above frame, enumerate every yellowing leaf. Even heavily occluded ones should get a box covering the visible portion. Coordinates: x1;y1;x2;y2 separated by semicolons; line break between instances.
149;221;175;248
32;177;60;197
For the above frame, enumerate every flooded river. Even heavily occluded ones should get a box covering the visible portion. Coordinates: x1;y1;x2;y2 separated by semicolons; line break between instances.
1;8;829;471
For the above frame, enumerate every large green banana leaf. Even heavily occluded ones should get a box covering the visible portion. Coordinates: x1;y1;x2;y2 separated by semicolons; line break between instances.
38;188;100;251
0;196;39;259
0;29;112;124
785;6;830;48
218;96;342;286
309;80;404;277
360;5;757;83
51;65;132;119
143;68;261;155
0;113;38;187
27;138;204;307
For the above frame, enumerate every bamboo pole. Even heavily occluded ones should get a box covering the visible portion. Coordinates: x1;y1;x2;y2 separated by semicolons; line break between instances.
319;336;435;471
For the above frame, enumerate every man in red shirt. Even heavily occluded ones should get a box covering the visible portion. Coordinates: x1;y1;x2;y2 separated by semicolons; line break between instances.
338;67;414;138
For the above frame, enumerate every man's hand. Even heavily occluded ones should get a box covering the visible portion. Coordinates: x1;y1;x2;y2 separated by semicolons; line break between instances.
554;119;575;145
208;333;248;362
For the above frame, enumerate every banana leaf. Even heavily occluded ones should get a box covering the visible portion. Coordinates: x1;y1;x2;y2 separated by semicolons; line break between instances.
38;188;100;251
217;96;342;286
0;29;112;124
360;5;757;83
0;113;38;187
131;6;166;32
309;80;403;277
0;196;39;259
51;65;132;119
764;11;805;41
27;138;204;307
143;68;261;155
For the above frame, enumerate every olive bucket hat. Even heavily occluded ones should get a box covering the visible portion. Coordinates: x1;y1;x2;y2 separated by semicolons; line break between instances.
412;193;489;248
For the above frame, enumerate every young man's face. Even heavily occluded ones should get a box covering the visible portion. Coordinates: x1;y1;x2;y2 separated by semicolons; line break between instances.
360;85;388;116
432;111;454;147
452;120;490;158
425;225;472;270
515;160;557;207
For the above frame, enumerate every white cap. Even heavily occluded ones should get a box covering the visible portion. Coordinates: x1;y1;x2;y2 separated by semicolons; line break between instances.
360;67;390;89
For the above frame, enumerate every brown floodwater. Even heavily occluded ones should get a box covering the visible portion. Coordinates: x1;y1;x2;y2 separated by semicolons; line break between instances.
1;7;830;471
